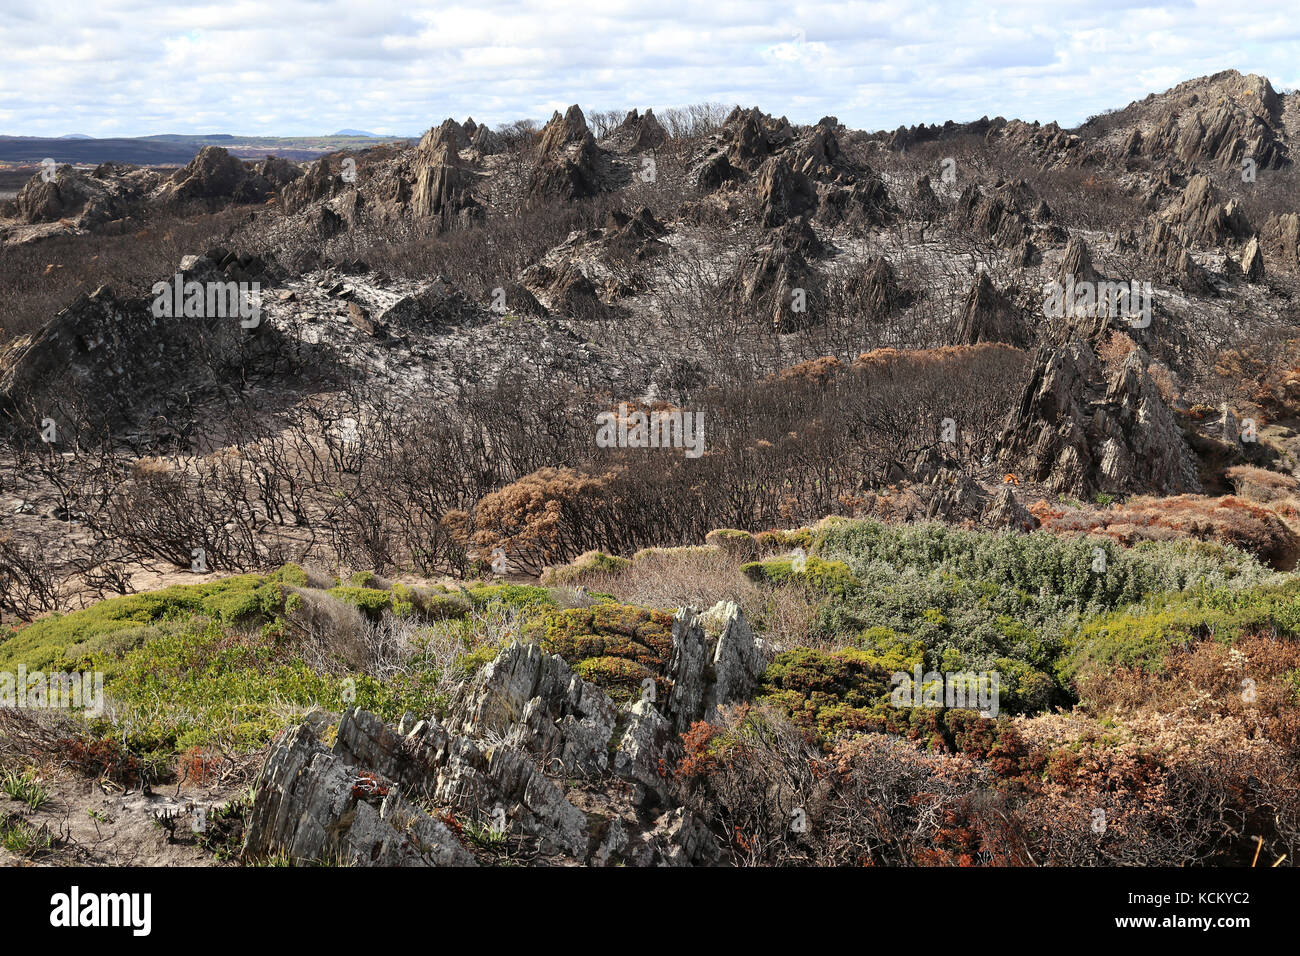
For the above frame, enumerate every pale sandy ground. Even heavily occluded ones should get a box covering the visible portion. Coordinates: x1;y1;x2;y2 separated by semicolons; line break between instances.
1;767;247;867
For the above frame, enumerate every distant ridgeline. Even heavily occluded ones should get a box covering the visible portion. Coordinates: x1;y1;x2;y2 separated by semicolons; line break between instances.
0;133;416;165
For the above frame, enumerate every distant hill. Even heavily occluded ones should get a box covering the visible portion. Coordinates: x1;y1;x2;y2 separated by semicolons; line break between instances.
332;128;382;138
57;133;92;140
0;135;201;164
0;132;417;165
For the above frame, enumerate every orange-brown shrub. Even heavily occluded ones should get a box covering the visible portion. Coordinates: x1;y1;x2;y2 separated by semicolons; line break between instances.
176;746;222;787
1225;464;1300;503
1030;494;1299;568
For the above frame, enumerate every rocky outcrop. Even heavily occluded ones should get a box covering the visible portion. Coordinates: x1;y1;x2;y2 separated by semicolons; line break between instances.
279;158;340;212
420;118;471;154
733;222;822;332
160;146;273;203
691;109;892;228
997;338;1200;497
603;206;667;259
1138;72;1288;171
1139;218;1212;292
955;272;1031;348
988;120;1084;167
984;485;1039;532
1057;236;1099;286
662;603;765;732
15;165;104;223
529;128;605;202
523;259;606;317
244;603;768;866
537;105;592;156
376;275;490;330
697;152;743;191
411;142;479;221
817;175;893;228
446;641;618;775
873;115;1006;152
0;250;281;434
255;156;303;189
924;469;987;523
910;174;940;212
603;109;668;153
1262;212;1300;272
470;124;503;155
714;107;779;172
243;718;478;866
1158;173;1252;247
951;184;1031;248
846;256;907;319
757;156;818;226
13;161;161;228
1240;234;1265;280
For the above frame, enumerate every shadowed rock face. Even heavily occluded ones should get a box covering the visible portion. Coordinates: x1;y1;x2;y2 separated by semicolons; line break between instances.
0;250;282;435
411;142;479;220
1263;213;1300;273
757;155;818;227
997;338;1201;498
1159;173;1253;247
162;145;275;203
602;108;667;153
1141;73;1289;171
1140;218;1212;292
952;184;1032;249
529;129;606;201
955;272;1031;349
244;603;762;866
280;158;338;212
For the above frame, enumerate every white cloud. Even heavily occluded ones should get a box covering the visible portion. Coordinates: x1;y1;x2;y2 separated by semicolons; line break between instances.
0;0;1296;137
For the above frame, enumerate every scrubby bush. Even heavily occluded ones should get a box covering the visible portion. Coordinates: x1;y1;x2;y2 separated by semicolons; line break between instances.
539;550;631;585
539;603;674;700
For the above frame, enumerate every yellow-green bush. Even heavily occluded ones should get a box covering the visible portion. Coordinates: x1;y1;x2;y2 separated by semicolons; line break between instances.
740;555;859;597
540;550;632;585
540;604;674;699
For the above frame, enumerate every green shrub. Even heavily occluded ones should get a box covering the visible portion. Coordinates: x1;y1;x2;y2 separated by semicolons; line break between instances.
572;656;658;702
326;586;394;621
107;621;443;755
753;528;813;552
704;529;758;559
464;583;556;611
740;555;859;598
421;593;472;621
540;604;674;698
540;550;632;585
1059;578;1300;687
0;569;298;672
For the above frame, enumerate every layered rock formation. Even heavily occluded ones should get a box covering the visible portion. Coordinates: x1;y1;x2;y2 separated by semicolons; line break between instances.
244;603;765;866
529;105;610;201
0;249;282;434
955;272;1031;348
997;338;1201;497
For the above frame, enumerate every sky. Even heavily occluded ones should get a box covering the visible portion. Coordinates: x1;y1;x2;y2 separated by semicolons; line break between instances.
1;0;1298;138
